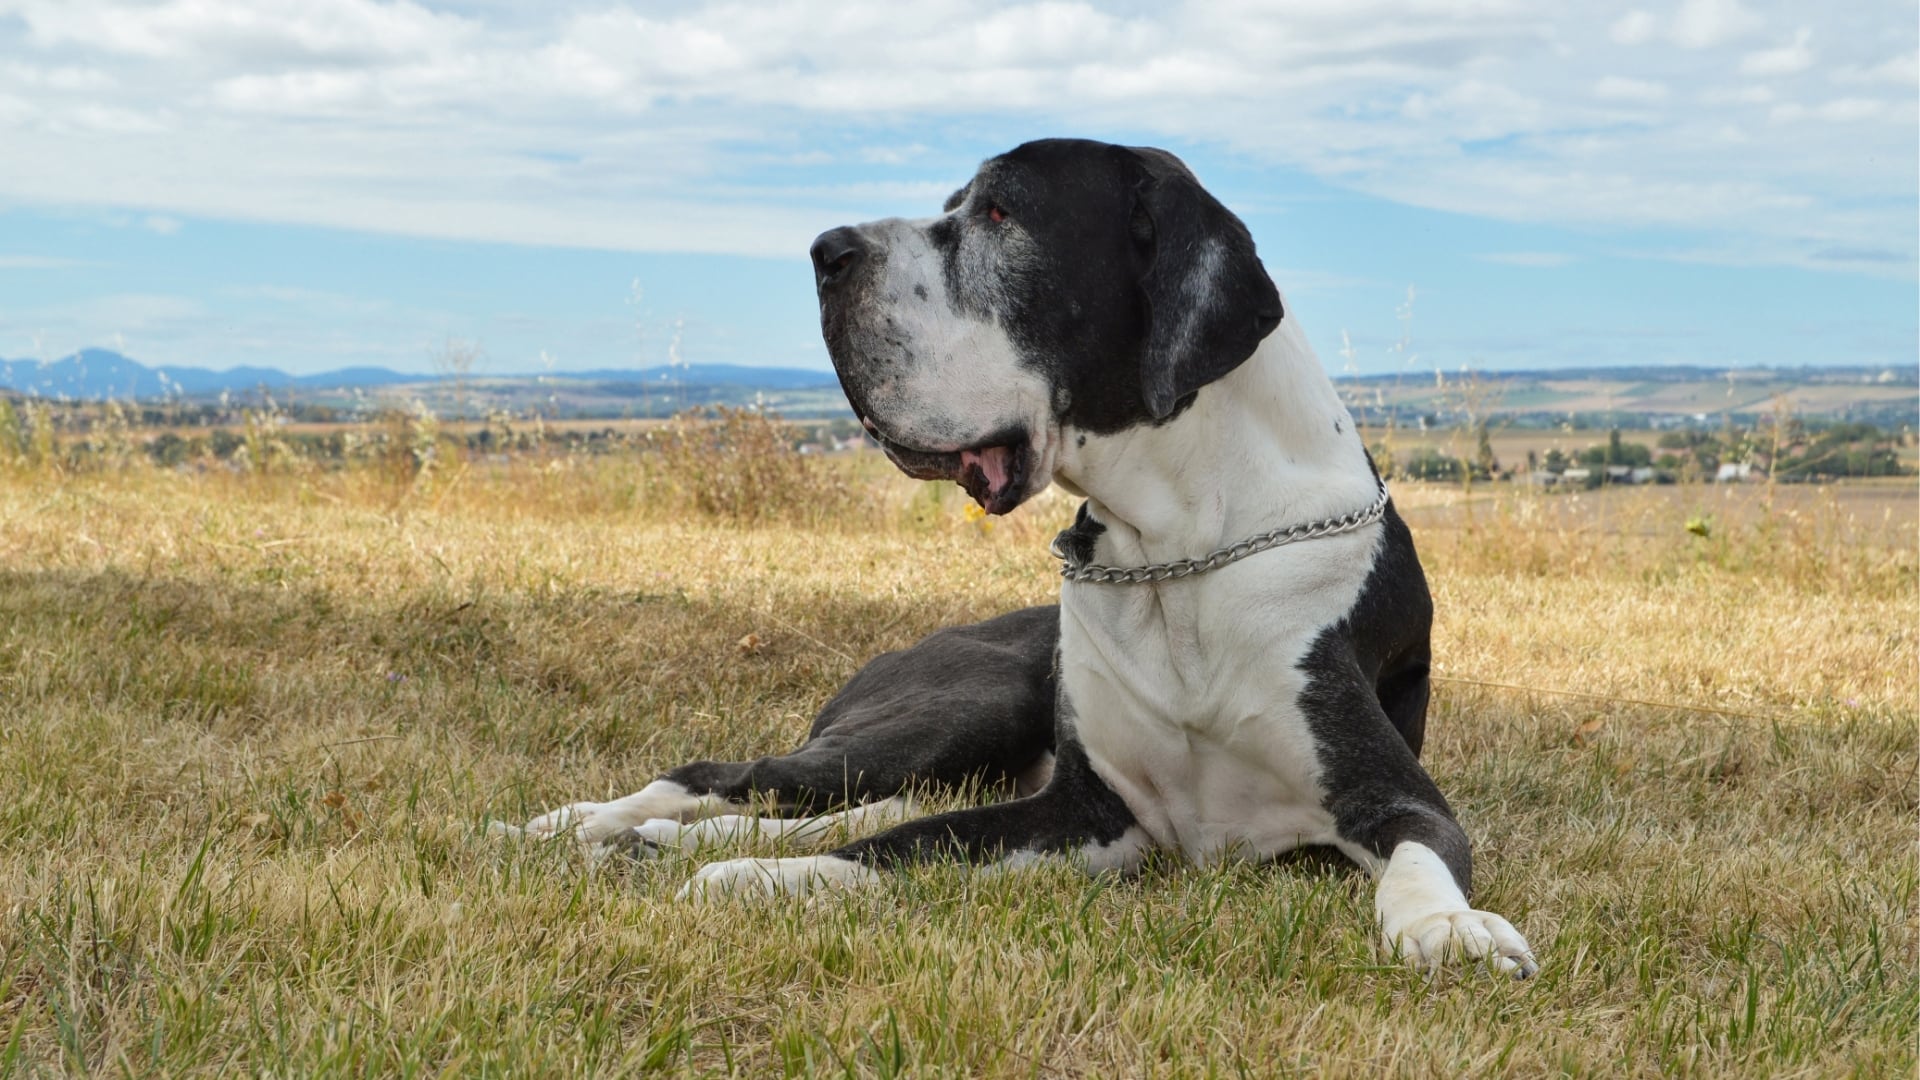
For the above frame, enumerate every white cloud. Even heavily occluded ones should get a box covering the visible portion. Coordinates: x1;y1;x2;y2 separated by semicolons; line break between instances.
8;63;116;91
1593;76;1668;102
9;0;476;61
1831;50;1920;86
1769;98;1887;124
1739;27;1814;77
1702;84;1775;105
1609;10;1658;45
1670;0;1763;49
0;0;1909;276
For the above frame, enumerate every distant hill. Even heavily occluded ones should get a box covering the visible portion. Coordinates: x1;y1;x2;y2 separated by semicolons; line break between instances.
0;349;840;402
1334;364;1915;429
1;349;1909;426
1336;364;1916;388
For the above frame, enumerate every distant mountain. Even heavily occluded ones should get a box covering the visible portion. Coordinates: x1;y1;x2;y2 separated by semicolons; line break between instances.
0;349;840;401
537;366;843;391
1335;363;1915;387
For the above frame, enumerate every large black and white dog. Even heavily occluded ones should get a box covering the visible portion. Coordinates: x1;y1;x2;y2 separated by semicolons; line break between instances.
511;139;1536;977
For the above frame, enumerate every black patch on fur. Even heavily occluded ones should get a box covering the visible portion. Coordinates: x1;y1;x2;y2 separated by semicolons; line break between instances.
1128;147;1284;420
833;661;1136;868
958;139;1283;435
1051;501;1106;568
655;603;1136;871
662;606;1059;813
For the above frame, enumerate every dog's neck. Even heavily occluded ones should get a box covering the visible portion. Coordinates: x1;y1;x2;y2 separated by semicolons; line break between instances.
1054;311;1377;566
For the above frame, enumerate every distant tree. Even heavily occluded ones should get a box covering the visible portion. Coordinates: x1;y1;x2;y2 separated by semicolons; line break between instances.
1580;438;1651;469
1402;447;1464;482
1771;423;1908;480
147;431;188;467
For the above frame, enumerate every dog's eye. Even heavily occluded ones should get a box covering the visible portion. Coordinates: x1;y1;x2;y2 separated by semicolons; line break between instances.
987;204;1008;224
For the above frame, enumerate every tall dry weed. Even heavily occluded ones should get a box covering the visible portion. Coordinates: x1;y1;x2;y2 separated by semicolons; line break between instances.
643;406;861;527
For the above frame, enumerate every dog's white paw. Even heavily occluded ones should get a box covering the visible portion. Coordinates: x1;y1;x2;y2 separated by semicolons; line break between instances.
1371;840;1538;979
675;855;878;903
502;780;729;845
1384;908;1538;978
514;800;648;844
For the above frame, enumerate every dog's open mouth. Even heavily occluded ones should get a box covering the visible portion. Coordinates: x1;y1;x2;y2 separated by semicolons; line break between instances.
859;416;1031;515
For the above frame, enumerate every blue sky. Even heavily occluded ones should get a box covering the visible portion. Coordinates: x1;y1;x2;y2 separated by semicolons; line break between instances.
0;0;1914;377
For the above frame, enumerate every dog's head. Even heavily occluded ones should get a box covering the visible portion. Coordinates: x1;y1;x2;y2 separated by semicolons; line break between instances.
811;138;1283;514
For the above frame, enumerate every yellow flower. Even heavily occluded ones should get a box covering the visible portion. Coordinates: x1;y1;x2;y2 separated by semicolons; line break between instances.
961;501;994;532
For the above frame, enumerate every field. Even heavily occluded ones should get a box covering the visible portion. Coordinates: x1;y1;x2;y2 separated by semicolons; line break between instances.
0;436;1914;1077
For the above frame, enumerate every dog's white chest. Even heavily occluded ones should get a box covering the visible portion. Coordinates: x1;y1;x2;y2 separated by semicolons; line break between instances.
1058;530;1378;861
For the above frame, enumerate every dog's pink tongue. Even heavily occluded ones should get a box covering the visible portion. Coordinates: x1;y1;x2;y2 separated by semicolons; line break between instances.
958;446;1014;511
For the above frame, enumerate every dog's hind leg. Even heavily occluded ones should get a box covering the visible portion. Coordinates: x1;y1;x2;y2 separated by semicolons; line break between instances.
504;605;1060;845
677;733;1150;901
619;796;917;855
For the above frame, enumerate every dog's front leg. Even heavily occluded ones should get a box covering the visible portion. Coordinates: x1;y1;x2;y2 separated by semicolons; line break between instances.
1337;806;1538;979
677;738;1147;901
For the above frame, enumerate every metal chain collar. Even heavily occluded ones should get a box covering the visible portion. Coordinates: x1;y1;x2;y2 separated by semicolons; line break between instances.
1051;477;1391;585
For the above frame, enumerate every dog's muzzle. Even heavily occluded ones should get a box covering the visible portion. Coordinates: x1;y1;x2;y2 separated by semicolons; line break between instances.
856;416;1034;517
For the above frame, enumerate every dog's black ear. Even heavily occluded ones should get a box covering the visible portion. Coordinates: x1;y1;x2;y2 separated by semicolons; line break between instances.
1127;147;1283;420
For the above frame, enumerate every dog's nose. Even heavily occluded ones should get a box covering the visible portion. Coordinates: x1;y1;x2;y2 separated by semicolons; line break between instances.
810;227;867;290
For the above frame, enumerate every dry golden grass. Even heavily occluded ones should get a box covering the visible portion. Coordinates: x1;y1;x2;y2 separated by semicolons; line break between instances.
0;447;1913;1077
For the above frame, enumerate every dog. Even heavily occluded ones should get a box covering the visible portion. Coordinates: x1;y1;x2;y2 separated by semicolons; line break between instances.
507;138;1537;977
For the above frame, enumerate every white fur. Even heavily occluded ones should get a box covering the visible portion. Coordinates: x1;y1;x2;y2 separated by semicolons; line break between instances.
677;855;880;902
631;797;913;852
852;216;1057;488
1372;841;1537;976
683;824;1154;899
500;779;735;845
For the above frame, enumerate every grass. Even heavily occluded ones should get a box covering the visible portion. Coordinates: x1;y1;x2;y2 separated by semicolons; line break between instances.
0;439;1913;1077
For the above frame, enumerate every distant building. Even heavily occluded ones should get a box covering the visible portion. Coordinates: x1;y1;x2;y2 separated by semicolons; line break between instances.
1715;462;1755;483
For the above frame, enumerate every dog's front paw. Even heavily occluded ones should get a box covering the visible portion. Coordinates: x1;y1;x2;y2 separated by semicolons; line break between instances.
1384;908;1538;979
675;855;878;903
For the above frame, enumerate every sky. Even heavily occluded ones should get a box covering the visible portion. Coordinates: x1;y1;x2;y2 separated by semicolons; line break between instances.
0;0;1914;378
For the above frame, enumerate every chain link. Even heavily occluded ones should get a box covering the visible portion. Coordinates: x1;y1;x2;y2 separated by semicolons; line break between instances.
1052;478;1390;585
